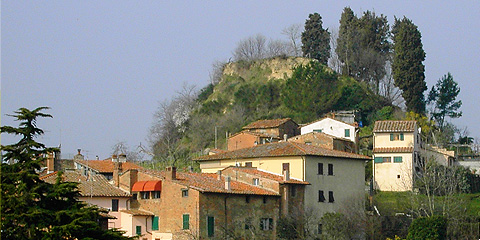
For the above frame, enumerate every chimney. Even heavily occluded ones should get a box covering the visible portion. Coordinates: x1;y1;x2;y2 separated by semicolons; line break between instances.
166;166;176;180
112;154;118;162
129;169;138;194
284;134;288;141
119;154;127;162
47;152;55;173
113;161;123;188
217;170;222;181
225;176;231;190
283;169;290;181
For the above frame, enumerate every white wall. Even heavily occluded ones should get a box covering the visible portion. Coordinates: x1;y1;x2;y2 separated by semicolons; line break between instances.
301;118;356;142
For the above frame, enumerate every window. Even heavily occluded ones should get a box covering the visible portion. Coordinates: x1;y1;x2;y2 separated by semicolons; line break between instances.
111;199;119;212
345;129;350;137
182;189;189;197
245;162;253;167
397;175;401;179
282;163;290;172
141;191;150;199
328;191;334;203
313;129;322;133
246;195;250;203
152;191;161;199
263;196;267;204
318;190;325;202
394;156;403;163
305;141;312;145
152;216;159;231
290;185;296;197
390;133;404;141
318;163;323;175
183;214;190;230
374;157;391;163
328;164;333;175
260;218;273;230
207;216;215;237
253;178;259;186
136;225;142;235
318;224;323;235
132;193;138;200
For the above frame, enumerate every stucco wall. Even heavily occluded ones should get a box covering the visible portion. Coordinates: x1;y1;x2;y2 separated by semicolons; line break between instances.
301;118;356;142
79;196;128;229
373;152;414;191
227;133;259;151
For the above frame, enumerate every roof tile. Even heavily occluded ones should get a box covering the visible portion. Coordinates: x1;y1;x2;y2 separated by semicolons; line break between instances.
373;147;414;153
243;118;295;129
373;121;416;133
75;159;142;173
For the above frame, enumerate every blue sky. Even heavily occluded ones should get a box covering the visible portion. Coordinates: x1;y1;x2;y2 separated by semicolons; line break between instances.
2;1;479;159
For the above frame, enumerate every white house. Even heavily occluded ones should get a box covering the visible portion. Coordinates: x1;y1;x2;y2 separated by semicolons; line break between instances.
301;117;357;143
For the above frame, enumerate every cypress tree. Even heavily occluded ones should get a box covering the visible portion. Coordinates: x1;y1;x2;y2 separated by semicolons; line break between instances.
301;13;331;65
392;17;427;113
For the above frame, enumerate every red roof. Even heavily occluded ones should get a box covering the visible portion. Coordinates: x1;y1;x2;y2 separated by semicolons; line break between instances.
75;159;142;173
373;147;414;153
230;130;281;139
243;118;295;129
373;121;416;133
139;169;279;196
195;142;370;161
223;166;309;185
131;181;162;192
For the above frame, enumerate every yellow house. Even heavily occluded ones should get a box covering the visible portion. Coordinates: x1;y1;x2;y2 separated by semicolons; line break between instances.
373;120;422;191
195;141;369;232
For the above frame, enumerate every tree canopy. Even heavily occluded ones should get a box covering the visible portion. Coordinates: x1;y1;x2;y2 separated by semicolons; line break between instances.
1;107;133;240
427;72;462;130
392;16;427;113
301;13;331;64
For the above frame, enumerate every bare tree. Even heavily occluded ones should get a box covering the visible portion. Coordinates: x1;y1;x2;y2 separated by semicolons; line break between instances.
328;27;342;73
266;39;290;58
111;141;144;162
282;24;302;57
380;61;405;108
209;60;226;85
233;34;267;61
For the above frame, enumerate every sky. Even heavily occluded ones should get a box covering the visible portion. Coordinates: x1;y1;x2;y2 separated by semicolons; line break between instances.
2;1;479;159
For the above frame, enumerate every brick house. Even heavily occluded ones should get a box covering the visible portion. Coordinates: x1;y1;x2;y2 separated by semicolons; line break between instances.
227;131;281;151
288;131;357;153
195;141;369;235
41;171;131;230
117;167;308;240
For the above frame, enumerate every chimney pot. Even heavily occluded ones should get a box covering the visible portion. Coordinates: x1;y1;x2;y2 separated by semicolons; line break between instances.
77;149;81;154
166;166;177;180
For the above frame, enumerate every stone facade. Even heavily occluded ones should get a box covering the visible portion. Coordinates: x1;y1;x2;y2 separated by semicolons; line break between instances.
288;132;356;153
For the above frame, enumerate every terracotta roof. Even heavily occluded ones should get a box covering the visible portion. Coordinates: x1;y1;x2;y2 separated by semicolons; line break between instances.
222;166;309;185
139;169;279;196
41;171;131;197
75;159;142;173
195;142;369;161
373;147;414;153
373;121;416;133
243;118;295;129
230;130;281;139
121;209;154;216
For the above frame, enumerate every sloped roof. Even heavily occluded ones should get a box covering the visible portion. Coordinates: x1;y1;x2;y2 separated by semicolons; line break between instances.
139;169;279;196
373;147;414;153
41;171;131;197
121;209;154;216
230;130;281;139
243;118;295;129
301;117;357;128
75;159;142;173
288;131;353;142
222;166;309;185
373;121;416;133
195;142;369;161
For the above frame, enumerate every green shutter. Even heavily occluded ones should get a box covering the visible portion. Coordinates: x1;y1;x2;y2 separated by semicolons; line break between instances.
207;216;214;237
345;129;350;137
394;156;403;163
136;225;141;235
390;133;394;141
374;157;383;163
400;133;404;141
152;216;159;231
183;214;190;230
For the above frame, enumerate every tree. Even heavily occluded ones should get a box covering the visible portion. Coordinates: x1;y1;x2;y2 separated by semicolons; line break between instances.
233;34;267;61
392;16;427;113
282;24;302;57
407;216;447;240
427;72;462;130
301;13;331;64
1;107;132;240
282;61;340;122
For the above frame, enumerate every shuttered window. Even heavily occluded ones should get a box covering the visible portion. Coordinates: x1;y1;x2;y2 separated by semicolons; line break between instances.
183;214;189;230
394;156;403;163
136;226;141;235
207;216;214;237
152;216;159;231
374;157;383;163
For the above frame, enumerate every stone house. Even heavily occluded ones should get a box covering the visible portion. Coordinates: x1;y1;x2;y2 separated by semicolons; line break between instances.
117;167;308;240
227;131;281;151
288;131;356;153
195;141;369;236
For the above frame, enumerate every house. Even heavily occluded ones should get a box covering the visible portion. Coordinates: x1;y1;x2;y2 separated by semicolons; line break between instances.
74;155;143;180
228;131;281;151
117;167;308;240
195;141;369;235
300;117;358;144
288;131;356;153
41;171;131;230
372;120;422;191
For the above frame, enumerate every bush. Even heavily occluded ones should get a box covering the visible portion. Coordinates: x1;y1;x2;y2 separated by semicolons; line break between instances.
407;216;447;240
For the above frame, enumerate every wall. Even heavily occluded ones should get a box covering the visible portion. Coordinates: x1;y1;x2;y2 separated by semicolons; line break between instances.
79;196;128;230
227;132;259;151
120;213;152;240
301;118;356;142
373;152;414;191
